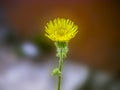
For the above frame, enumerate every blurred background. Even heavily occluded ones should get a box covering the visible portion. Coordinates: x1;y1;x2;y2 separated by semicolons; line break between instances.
0;0;119;90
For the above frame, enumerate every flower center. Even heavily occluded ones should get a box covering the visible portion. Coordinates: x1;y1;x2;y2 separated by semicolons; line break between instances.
56;27;66;36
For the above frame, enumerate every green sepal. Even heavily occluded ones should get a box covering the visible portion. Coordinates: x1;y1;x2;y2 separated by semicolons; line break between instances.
55;42;68;58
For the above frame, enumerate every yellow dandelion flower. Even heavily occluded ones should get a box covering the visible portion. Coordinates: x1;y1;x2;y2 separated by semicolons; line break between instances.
45;18;78;42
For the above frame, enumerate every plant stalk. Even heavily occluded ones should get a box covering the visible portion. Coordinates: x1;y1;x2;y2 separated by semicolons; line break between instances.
57;48;63;90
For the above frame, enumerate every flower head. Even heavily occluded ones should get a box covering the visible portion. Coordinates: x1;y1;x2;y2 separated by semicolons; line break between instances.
45;18;78;42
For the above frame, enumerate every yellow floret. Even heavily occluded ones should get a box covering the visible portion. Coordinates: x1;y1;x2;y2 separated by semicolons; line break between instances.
45;18;78;42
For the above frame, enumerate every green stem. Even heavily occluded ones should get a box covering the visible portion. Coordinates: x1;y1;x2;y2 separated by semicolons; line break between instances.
57;48;63;90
